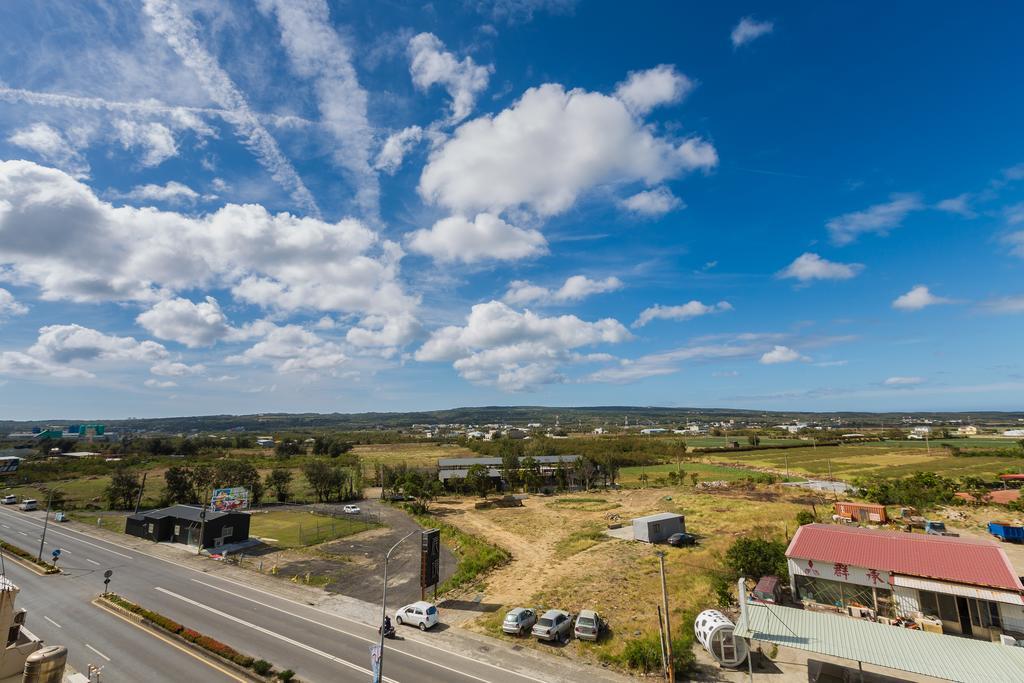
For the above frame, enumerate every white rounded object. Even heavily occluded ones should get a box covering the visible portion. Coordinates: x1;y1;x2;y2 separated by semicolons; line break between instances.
694;609;749;667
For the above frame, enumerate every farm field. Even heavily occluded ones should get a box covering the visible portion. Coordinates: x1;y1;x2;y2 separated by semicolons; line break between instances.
429;484;807;670
618;461;773;485
707;442;1024;480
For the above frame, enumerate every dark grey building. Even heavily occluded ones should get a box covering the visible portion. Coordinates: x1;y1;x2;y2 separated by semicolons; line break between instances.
632;512;685;543
437;454;582;489
125;505;250;549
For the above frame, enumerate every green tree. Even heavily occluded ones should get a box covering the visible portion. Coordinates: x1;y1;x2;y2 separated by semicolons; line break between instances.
748;435;761;447
500;451;521;491
105;470;142;510
724;537;788;581
520;456;542;493
164;466;194;504
795;509;817;526
464;464;493;498
265;468;293;503
302;460;334;503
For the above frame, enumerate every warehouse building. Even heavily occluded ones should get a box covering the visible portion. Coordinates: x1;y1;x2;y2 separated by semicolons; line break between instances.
787;523;1024;641
437;454;582;489
632;512;685;543
125;505;250;549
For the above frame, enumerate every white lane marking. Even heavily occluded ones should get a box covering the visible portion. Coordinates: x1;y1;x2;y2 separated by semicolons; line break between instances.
199;566;547;683
0;506;541;683
17;531;27;536
0;508;133;559
86;558;101;566
191;578;491;683
154;587;397;683
43;616;62;628
86;644;111;661
1;524;9;529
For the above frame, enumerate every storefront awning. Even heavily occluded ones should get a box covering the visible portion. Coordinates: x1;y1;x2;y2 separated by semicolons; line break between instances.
893;575;1024;606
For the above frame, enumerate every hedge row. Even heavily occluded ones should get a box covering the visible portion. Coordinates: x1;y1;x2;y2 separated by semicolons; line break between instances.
0;539;60;574
103;594;296;681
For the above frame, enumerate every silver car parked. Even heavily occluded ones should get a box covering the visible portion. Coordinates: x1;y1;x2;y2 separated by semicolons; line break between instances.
573;610;604;641
531;609;572;643
502;607;537;635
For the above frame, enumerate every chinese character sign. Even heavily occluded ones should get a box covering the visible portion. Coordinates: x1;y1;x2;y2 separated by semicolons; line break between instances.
790;558;889;587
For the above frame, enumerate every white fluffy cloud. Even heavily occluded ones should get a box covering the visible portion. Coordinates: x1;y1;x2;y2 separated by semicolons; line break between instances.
826;194;923;245
0;289;28;317
226;324;348;374
144;378;177;389
778;253;863;282
374;126;423;174
408;33;493;123
503;275;623;306
633;300;732;327
8;122;90;179
407;213;547;263
731;17;774;48
415;301;630;390
619;186;683;216
418;81;717;219
116;181;207;204
113;120;179;167
0;351;93;379
884;376;925;386
936;193;975;218
614;65;694;115
0;161;416;343
892;285;954;311
588;343;758;383
29;324;167;363
150;360;206;376
759;345;807;364
136;297;232;347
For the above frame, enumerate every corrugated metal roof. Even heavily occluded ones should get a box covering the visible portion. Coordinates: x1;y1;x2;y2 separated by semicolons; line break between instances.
632;512;683;523
436;455;582;467
893;575;1024;605
787;524;1023;591
736;602;1024;683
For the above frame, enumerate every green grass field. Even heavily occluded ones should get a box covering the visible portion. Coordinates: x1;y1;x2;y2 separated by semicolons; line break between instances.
618;461;768;484
248;510;373;548
708;442;1024;481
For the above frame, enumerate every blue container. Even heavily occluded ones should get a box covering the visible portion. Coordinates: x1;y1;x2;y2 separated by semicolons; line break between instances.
988;522;1024;542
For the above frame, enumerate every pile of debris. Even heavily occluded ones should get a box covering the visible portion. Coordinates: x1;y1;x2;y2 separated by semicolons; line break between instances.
697;480;731;491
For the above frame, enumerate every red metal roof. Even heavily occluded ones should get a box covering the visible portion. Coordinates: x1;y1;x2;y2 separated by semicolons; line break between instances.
787;524;1024;591
998;474;1024;481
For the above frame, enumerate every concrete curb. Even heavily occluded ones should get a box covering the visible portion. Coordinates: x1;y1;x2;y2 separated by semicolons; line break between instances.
0;545;60;576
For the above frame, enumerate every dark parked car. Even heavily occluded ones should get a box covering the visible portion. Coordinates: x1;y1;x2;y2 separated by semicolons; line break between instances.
667;532;697;547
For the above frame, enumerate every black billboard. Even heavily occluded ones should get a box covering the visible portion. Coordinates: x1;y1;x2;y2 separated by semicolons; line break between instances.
421;528;440;588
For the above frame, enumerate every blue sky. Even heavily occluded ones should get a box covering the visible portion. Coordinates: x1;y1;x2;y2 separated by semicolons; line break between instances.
1;1;1023;419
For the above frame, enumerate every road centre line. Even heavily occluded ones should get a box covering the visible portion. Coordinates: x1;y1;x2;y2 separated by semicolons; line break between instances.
86;558;101;565
0;506;545;683
86;644;110;661
190;578;491;683
43;616;61;628
154;587;395;682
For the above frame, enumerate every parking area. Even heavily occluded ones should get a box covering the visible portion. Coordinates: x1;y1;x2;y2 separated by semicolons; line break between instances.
273;499;457;606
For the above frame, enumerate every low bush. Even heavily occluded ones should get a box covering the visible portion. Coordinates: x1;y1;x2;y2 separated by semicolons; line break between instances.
620;629;695;675
278;670;295;682
0;539;61;574
103;595;261;673
253;660;272;676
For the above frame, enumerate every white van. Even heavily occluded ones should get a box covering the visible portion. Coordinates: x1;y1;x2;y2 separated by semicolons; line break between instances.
19;499;37;511
0;495;16;505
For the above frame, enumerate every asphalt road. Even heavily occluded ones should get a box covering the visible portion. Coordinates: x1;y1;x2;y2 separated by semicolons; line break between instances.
0;505;559;683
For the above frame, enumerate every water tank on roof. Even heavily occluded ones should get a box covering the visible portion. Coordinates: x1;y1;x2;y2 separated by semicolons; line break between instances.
694;610;748;668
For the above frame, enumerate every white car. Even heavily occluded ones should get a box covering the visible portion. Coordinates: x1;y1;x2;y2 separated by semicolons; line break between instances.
0;495;16;505
395;601;439;631
342;505;361;514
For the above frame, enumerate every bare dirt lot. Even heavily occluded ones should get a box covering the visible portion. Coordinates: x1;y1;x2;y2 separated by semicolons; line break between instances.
429;484;808;668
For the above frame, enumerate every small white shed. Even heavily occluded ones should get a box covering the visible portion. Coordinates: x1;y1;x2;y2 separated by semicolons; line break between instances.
632;512;685;543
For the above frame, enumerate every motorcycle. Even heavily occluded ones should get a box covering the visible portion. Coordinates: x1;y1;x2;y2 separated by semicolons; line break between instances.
378;620;397;639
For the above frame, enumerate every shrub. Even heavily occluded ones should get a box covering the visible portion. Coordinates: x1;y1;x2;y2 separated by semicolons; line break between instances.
795;510;817;526
622;632;662;672
278;670;295;682
253;660;273;675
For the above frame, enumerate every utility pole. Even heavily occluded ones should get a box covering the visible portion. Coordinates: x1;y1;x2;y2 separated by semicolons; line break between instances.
37;487;56;563
657;551;675;683
656;604;668;679
377;530;417;683
197;502;208;556
133;472;147;515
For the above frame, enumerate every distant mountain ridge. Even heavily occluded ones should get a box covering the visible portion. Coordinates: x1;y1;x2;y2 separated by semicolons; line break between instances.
3;406;1023;434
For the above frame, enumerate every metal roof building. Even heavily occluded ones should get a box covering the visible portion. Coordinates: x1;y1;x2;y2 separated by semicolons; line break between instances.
436;455;581;481
737;601;1024;683
788;523;1022;591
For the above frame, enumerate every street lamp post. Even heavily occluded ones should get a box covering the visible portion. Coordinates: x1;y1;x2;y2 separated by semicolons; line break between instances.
376;529;418;683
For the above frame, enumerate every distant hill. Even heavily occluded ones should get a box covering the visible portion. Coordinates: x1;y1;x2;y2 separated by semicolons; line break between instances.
2;406;1023;434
